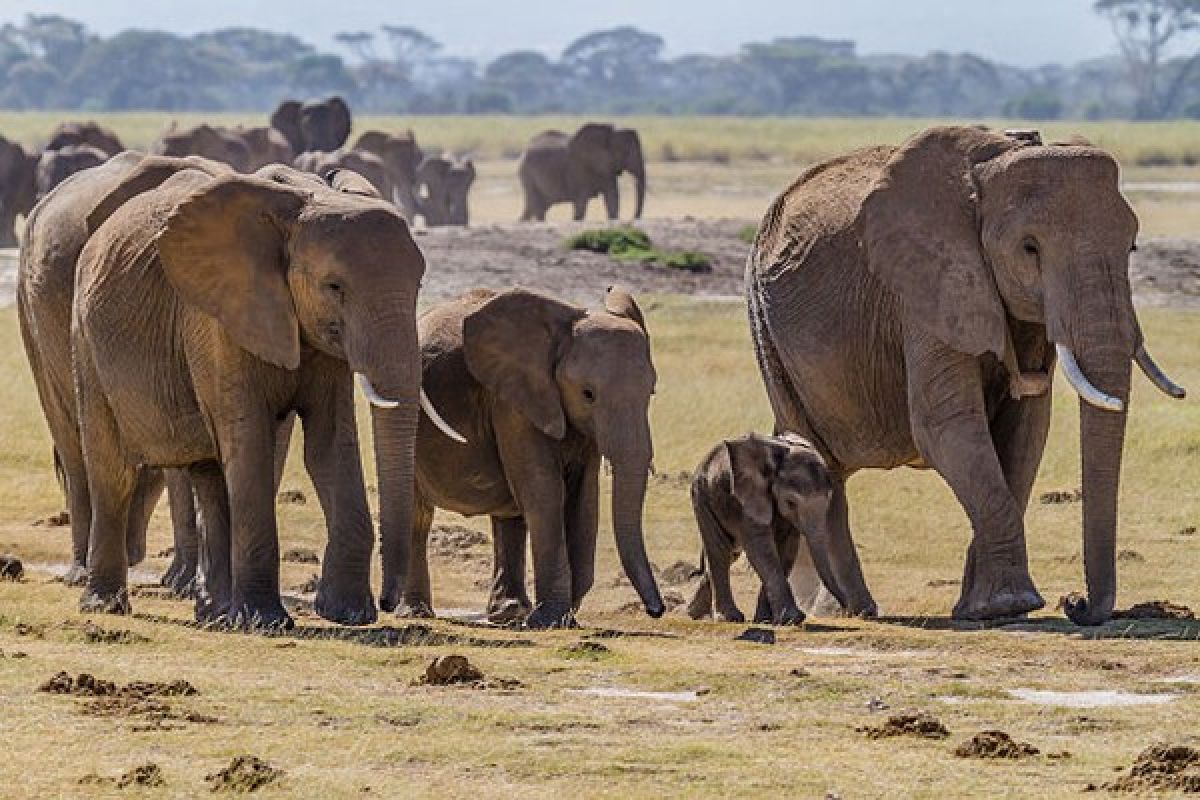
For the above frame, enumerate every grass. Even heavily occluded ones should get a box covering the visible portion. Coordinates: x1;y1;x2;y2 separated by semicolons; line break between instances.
564;227;712;272
2;298;1199;797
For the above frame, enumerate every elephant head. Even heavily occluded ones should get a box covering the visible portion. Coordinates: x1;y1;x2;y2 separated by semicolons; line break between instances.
44;121;125;158
36;144;109;201
354;131;423;217
0;133;38;247
861;126;1186;626
269;100;305;154
462;286;664;616
568;123;646;220
300;96;353;153
416;154;475;226
154;124;252;173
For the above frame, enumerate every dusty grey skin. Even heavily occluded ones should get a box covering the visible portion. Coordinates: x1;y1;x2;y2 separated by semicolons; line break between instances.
0;133;38;247
36;145;109;201
293;150;392;205
234;126;295;172
153;124;252;172
354;130;423;218
402;286;665;629
746;126;1186;625
417;154;475;226
518;123;646;222
70;160;435;630
43;121;125;157
18;153;222;593
686;432;876;625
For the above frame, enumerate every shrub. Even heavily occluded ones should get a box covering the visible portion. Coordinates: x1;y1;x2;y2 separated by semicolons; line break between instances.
564;227;712;273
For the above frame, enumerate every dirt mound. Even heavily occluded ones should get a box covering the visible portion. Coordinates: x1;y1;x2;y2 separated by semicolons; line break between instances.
0;554;23;580
859;712;949;740
81;621;150;645
277;489;307;505
429;524;489;552
660;560;702;585
955;730;1040;759
31;511;70;527
206;756;283;793
1040;488;1082;504
416;655;523;690
281;547;319;564
117;763;165;789
1113;601;1195;620
38;671;197;698
1104;744;1200;793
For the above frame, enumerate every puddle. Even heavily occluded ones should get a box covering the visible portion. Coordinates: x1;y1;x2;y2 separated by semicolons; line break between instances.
568;687;702;702
1008;688;1179;708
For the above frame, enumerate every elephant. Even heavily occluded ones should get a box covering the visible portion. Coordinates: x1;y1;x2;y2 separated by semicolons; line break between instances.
518;123;645;222
0;133;38;247
270;96;353;155
399;286;665;629
234;126;295;172
153;124;252;173
745;125;1186;625
43;121;125;158
268;100;305;154
36;144;109;201
685;432;874;626
416;154;475;226
354;130;423;218
67;157;462;628
293;149;391;204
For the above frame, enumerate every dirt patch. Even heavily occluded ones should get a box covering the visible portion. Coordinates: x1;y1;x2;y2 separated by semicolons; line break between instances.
415;654;523;690
277;489;307;505
859;712;950;740
31;511;70;527
290;574;320;594
1103;743;1200;793
660;560;702;586
429;524;489;560
1039;488;1082;504
0;554;23;580
281;547;319;564
206;756;284;793
81;621;151;645
954;730;1040;759
1113;601;1195;620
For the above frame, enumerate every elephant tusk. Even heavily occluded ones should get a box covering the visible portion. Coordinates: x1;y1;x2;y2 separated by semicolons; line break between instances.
356;372;400;409
1055;344;1124;413
420;388;467;444
1134;344;1187;399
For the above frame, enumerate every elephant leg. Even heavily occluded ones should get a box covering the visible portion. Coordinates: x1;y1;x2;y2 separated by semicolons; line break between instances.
189;461;231;622
123;467;164;568
755;525;800;623
57;447;92;586
273;411;295;491
162;468;200;598
692;489;742;622
487;516;531;625
566;456;600;611
572;195;589;222
906;336;1043;620
685;551;714;620
602;179;619;220
398;496;435;619
299;380;376;626
741;522;803;626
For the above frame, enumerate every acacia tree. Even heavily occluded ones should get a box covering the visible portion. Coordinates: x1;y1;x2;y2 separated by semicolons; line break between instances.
1095;0;1200;117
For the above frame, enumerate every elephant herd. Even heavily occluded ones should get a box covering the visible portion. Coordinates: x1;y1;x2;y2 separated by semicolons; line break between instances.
6;121;1189;632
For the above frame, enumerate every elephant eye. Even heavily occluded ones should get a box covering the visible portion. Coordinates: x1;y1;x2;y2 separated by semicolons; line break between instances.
582;387;596;403
323;280;343;296
1022;238;1039;257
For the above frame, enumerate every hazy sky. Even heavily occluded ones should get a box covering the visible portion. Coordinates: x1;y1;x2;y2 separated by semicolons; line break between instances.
1;1;1122;66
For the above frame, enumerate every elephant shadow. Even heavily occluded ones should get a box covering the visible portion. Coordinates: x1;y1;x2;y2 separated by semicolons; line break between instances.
875;614;1200;641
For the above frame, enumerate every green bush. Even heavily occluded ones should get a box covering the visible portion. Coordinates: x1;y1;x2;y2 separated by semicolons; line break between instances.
564;227;712;273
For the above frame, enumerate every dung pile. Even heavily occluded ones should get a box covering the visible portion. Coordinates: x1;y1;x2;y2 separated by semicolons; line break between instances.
858;712;949;740
1104;744;1200;793
954;730;1040;759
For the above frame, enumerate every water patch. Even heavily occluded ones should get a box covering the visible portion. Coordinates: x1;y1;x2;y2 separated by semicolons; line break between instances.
1008;688;1178;708
569;687;702;702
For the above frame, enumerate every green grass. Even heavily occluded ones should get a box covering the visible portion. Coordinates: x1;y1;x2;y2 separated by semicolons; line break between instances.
564;227;712;272
2;299;1199;797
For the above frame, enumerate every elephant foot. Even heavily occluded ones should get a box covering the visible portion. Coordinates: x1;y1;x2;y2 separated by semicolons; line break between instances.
714;608;745;624
379;576;402;614
160;557;199;598
841;596;880;619
224;596;294;631
63;563;89;587
953;567;1044;621
775;606;806;626
523;602;577;630
685;583;712;620
194;592;230;626
486;597;531;626
396;600;436;619
79;586;130;615
125;532;147;568
1062;593;1115;627
314;580;377;626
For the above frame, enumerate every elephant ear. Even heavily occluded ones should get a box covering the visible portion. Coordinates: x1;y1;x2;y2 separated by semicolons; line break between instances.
603;285;647;332
327;96;353;150
463;288;586;440
861;126;1019;359
725;436;776;528
156;174;311;370
87;155;229;233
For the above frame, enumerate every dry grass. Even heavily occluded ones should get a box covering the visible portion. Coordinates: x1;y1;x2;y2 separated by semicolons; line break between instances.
2;298;1199;798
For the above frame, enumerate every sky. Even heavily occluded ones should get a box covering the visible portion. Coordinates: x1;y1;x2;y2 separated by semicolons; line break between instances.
1;0;1122;67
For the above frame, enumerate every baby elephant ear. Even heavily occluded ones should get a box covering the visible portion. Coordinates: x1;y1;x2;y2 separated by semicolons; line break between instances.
725;437;775;528
604;285;647;332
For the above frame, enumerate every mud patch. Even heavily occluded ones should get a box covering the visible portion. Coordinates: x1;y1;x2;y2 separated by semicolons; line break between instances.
415;654;522;690
206;756;283;793
1039;488;1082;504
1104;744;1200;793
858;712;949;740
955;730;1040;759
31;511;70;527
281;547;319;564
1008;688;1178;708
1113;600;1195;620
0;554;23;580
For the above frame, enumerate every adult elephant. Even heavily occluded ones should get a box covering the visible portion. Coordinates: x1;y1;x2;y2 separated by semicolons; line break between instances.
0;133;38;247
300;96;352;153
293;149;392;203
69;158;461;627
354;130;422;217
36;144;109;201
400;286;665;628
234;126;294;171
153;124;252;173
44;121;125;157
518;123;645;222
269;100;305;154
417;154;475;226
746;126;1186;625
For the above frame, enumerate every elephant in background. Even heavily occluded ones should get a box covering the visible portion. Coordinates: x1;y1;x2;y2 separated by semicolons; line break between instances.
234;126;295;171
417;154;475;226
153;124;252;172
270;96;352;154
354;130;423;218
36;144;109;201
293;149;392;203
68;158;458;628
1;133;38;246
402;286;664;629
518;123;645;222
746;126;1186;626
44;121;125;157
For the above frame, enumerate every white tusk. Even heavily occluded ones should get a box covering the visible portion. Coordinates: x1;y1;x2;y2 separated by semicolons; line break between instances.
356;372;400;409
1135;344;1187;399
1055;344;1124;413
420;388;467;444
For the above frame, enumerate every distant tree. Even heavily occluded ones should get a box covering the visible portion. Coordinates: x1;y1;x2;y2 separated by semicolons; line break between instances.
381;25;441;65
1007;89;1065;119
484;50;561;110
562;26;664;104
1095;0;1200;117
334;31;378;63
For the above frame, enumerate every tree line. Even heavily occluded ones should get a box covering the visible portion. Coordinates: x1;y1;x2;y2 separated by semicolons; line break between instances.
2;2;1199;119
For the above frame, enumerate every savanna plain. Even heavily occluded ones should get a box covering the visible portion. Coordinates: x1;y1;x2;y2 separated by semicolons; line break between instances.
1;114;1199;798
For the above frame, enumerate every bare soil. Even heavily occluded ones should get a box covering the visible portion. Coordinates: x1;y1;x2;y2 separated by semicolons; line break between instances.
955;730;1041;759
205;756;284;793
858;711;950;740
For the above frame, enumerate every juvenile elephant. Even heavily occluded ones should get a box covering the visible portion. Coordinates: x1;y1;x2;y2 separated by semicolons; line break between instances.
69;158;460;627
518;123;645;222
153;124;252;172
417;154;475;226
685;432;874;625
36;144;109;201
400;286;665;628
44;121;125;158
747;126;1186;625
0;133;38;246
234;126;295;171
270;96;353;154
354;130;423;217
294;149;391;203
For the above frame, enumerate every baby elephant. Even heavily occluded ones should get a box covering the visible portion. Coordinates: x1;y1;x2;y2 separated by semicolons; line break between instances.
686;432;873;625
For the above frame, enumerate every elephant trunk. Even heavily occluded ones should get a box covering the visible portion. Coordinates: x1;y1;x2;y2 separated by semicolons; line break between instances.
601;416;664;617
